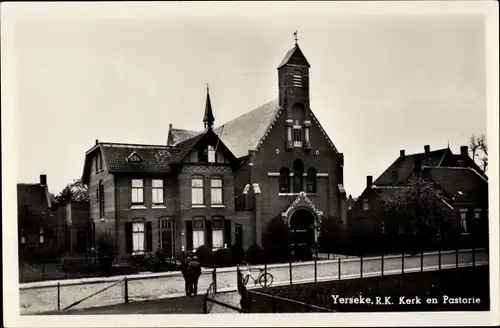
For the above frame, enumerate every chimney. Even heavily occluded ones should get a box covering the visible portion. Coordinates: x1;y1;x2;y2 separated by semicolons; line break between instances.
460;145;469;157
400;150;405;157
169;123;172;130
40;174;47;187
366;175;373;188
424;145;430;153
95;139;99;145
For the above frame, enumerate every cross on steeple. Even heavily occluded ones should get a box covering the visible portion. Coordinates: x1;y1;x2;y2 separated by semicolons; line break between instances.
294;30;298;45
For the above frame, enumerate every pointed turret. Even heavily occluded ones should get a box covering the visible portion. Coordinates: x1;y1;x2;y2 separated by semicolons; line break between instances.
203;84;215;130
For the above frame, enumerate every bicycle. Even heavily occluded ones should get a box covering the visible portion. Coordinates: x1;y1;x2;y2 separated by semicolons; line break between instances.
242;267;274;288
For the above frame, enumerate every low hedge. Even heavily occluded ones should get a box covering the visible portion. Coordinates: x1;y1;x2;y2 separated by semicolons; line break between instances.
247;244;264;265
213;248;232;267
195;245;213;266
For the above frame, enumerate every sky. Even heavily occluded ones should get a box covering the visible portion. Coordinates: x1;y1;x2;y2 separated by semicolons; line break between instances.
10;5;488;198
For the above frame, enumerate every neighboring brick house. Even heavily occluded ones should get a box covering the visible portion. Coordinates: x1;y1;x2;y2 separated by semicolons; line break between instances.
348;145;489;240
56;201;91;254
17;174;59;258
81;40;346;258
346;195;357;210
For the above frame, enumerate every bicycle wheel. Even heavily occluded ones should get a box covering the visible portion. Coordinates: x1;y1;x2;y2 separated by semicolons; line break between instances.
259;273;273;288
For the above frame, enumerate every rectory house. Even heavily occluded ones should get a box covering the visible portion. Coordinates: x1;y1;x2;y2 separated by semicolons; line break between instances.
81;40;346;258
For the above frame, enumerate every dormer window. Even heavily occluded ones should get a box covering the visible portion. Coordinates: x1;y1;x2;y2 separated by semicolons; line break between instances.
127;152;142;163
293;70;303;87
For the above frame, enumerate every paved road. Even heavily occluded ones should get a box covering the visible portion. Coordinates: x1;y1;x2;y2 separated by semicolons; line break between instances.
20;249;487;314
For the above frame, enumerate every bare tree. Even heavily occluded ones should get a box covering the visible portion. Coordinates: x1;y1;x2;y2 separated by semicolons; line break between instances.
469;134;488;173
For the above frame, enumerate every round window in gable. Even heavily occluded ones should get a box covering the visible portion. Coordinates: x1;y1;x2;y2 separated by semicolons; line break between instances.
276;149;280;155
316;150;320;155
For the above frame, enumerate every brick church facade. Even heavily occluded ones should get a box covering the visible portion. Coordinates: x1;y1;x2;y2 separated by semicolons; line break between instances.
81;41;346;258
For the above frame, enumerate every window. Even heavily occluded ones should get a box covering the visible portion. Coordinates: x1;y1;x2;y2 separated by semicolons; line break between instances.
98;180;104;218
293;70;303;87
198;148;208;162
20;229;25;244
398;224;405;235
279;167;290;193
210;177;223;205
152;179;164;205
293;159;304;193
191;177;204;205
474;209;481;219
381;221;385;234
306;168;317;193
95;153;101;173
132;221;145;254
362;199;369;211
127;152;141;163
212;219;224;249
39;228;44;244
293;124;303;147
131;179;144;205
193;219;205;249
460;211;468;234
208;145;216;163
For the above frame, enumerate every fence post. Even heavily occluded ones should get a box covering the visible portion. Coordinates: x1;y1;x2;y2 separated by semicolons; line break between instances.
272;294;277;312
420;250;424;272
213;265;217;294
401;250;404;275
42;262;46;280
456;241;459;269
124;277;129;304
264;263;268;289
381;253;384;276
57;283;61;311
314;258;317;284
438;247;442;271
289;260;292;286
472;246;476;267
360;254;363;279
338;258;341;280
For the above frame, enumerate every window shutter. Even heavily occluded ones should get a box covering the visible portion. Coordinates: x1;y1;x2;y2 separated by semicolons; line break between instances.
96;187;99;202
125;222;133;253
146;221;153;252
186;221;193;251
206;220;212;248
224;219;231;246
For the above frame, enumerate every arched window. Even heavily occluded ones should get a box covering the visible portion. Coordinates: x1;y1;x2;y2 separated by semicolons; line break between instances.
293;159;304;193
306;167;317;193
293;70;303;87
279;167;290;193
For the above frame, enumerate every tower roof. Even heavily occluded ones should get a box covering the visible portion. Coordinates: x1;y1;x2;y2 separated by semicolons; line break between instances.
203;85;215;130
277;44;310;69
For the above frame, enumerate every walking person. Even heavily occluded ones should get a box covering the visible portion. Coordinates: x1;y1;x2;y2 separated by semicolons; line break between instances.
181;256;192;296
188;255;202;296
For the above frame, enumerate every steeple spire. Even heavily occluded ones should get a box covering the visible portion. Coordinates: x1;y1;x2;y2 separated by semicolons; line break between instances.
203;83;215;130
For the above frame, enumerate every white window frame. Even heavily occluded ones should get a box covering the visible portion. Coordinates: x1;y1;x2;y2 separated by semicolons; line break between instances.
191;177;204;205
212;219;224;250
132;221;145;255
293;124;303;148
210;177;223;205
208;145;216;163
460;210;469;235
192;220;205;249
152;179;164;205
39;228;44;244
362;199;369;211
131;179;144;205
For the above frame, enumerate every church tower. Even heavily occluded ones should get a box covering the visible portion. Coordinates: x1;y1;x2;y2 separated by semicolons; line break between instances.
203;84;215;130
278;31;312;150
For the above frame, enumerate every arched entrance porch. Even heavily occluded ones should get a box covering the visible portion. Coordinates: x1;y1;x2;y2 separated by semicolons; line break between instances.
289;208;316;248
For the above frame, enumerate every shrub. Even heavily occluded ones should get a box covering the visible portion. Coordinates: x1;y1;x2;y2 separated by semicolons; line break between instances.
246;244;264;265
195;245;213;267
61;255;95;273
263;218;291;263
229;244;245;264
97;232;119;259
212;248;232;267
294;244;312;262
